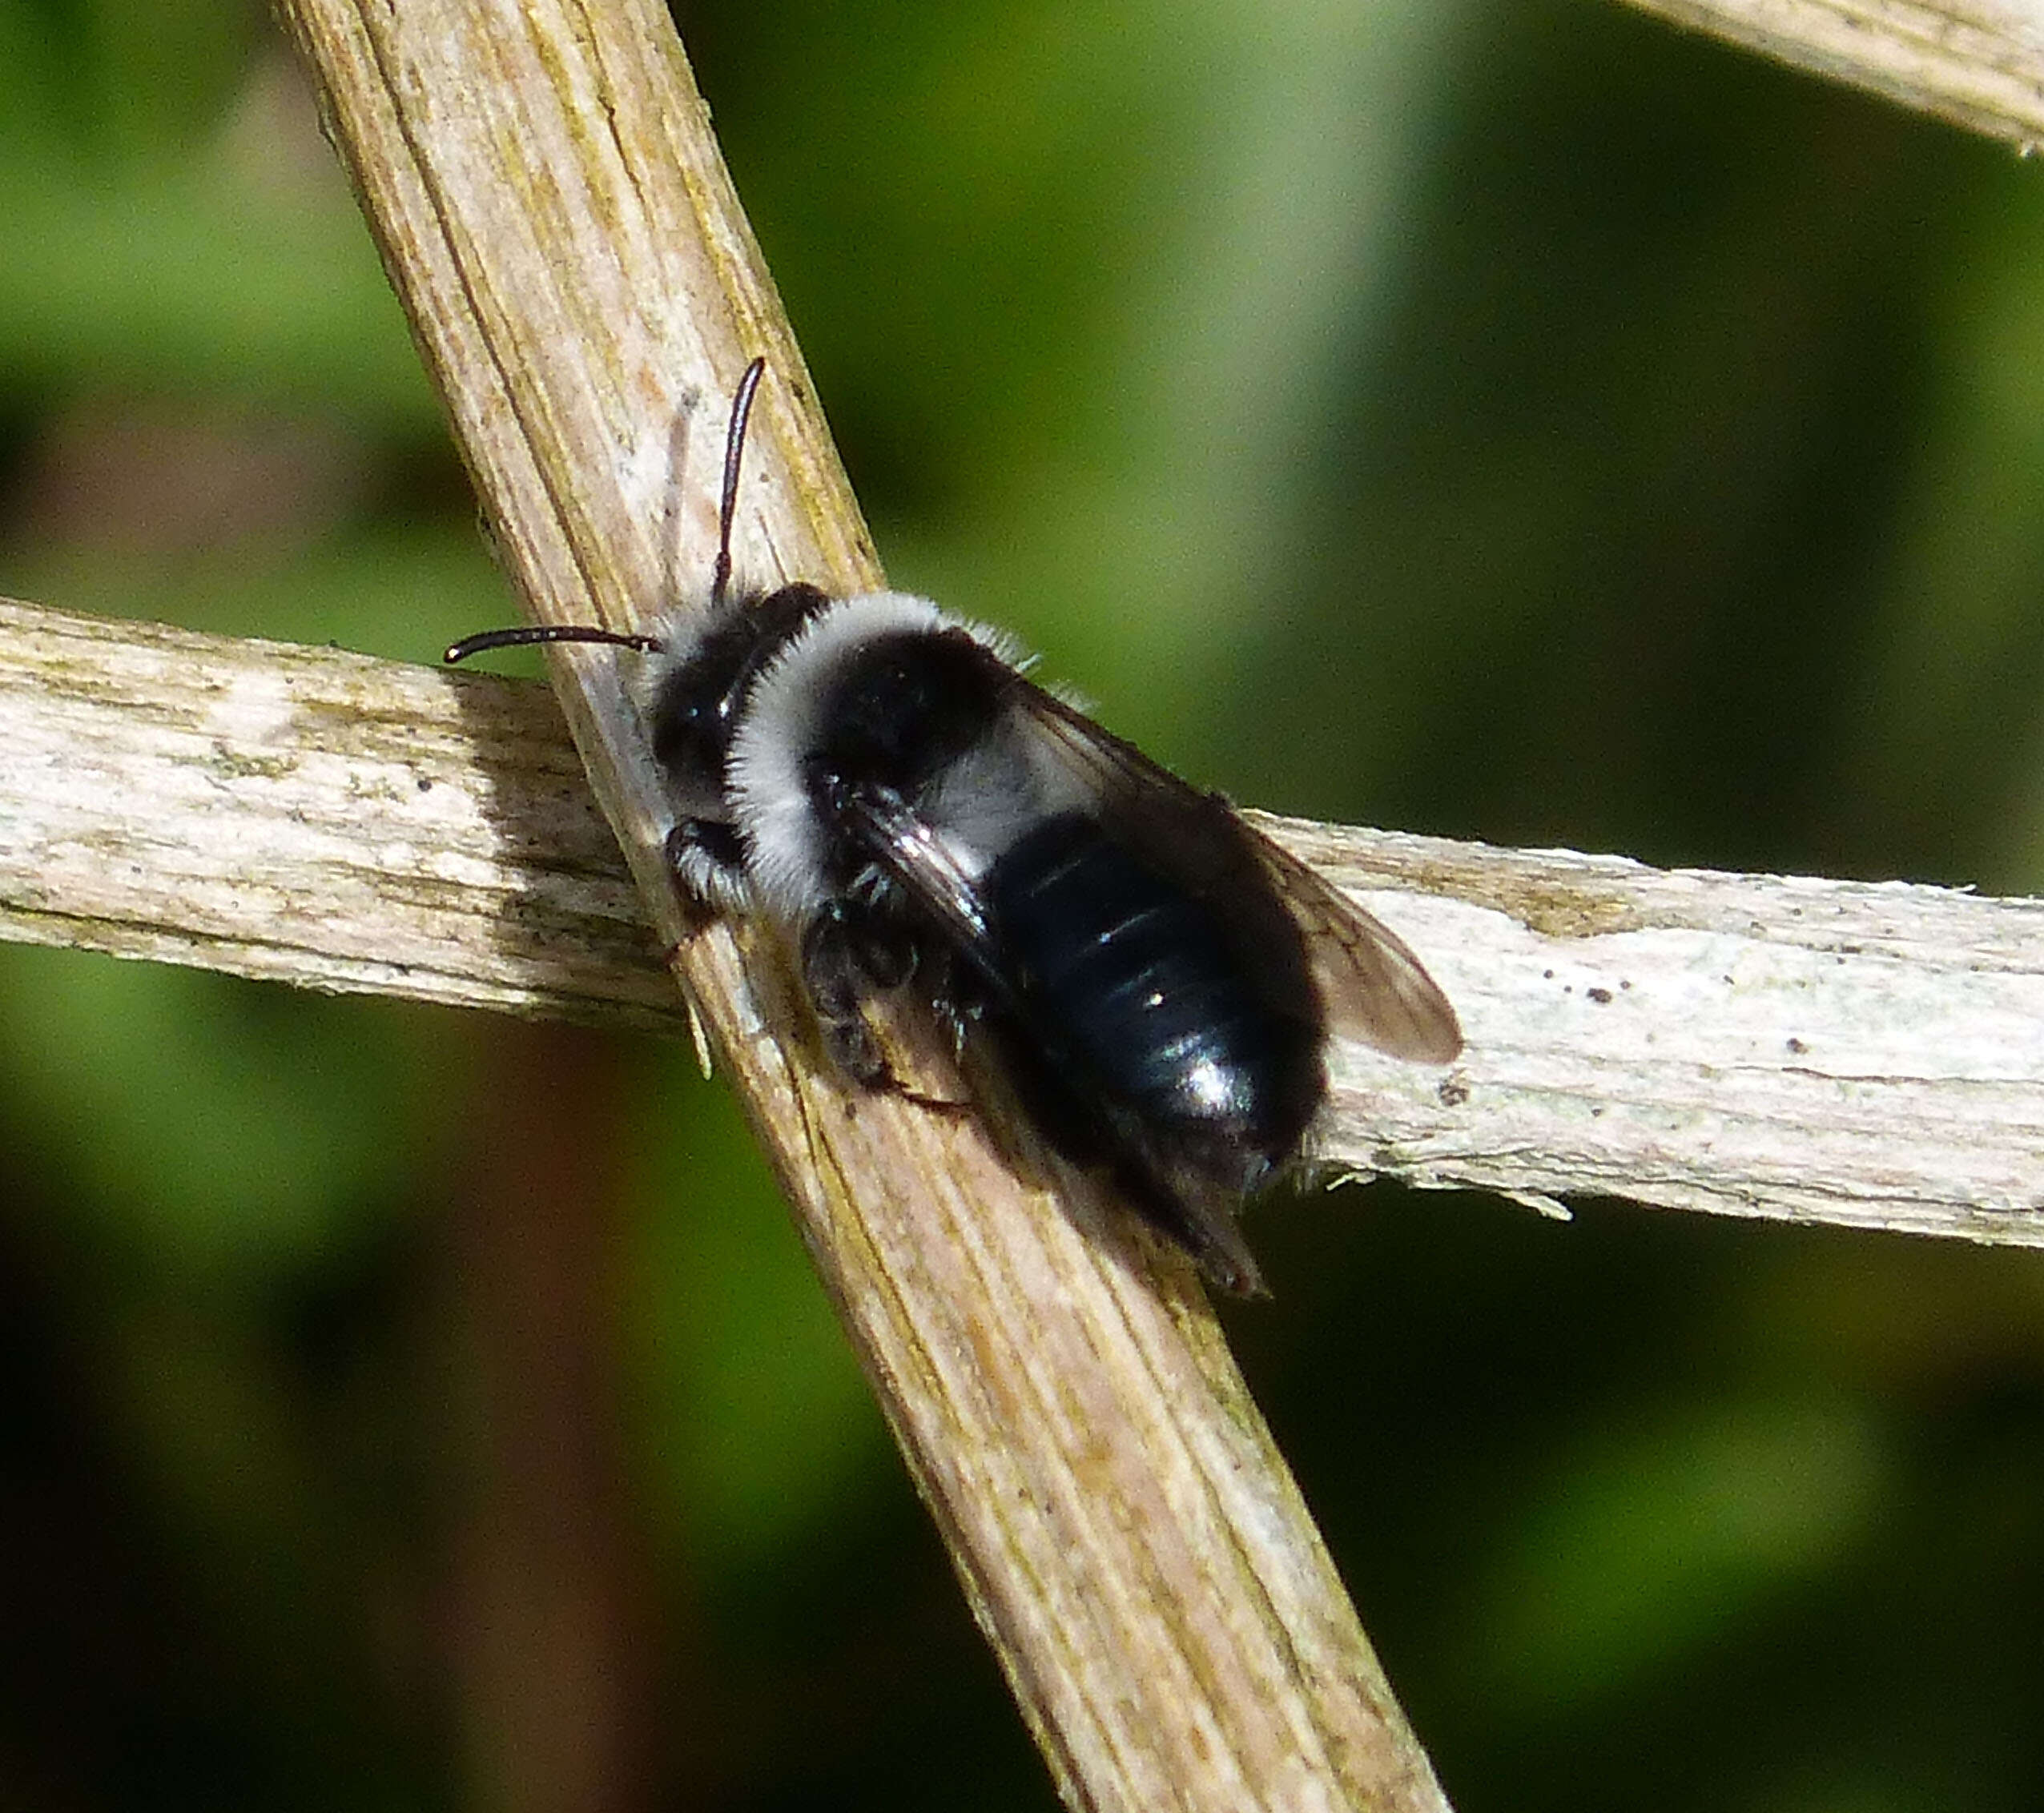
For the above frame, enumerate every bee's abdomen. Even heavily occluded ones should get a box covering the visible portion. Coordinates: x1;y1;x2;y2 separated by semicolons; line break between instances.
987;813;1319;1169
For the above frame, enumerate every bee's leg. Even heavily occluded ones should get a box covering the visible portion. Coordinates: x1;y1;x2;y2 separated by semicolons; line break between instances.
799;902;910;1090
662;818;753;916
800;906;969;1114
925;952;985;1063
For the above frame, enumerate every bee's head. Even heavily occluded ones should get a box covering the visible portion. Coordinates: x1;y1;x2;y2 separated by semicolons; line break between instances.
639;581;836;811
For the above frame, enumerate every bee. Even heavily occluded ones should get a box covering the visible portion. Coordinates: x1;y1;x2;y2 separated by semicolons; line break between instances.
448;360;1461;1293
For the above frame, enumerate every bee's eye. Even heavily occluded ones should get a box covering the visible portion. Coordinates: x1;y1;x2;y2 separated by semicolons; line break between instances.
648;670;738;786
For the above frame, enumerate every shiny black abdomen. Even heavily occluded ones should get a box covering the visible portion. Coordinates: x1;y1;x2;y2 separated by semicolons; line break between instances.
984;812;1322;1190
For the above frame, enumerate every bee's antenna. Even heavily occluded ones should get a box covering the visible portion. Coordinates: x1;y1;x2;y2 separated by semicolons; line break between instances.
444;624;663;665
713;356;767;613
446;360;768;666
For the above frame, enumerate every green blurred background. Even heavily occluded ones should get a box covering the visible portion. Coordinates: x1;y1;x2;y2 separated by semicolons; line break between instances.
2;0;2042;1807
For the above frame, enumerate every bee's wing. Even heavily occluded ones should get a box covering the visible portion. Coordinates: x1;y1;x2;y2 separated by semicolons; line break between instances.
1006;676;1463;1065
1237;826;1463;1063
837;786;993;954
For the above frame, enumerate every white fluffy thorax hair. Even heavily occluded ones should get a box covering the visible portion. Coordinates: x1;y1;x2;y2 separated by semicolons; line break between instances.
725;589;1051;919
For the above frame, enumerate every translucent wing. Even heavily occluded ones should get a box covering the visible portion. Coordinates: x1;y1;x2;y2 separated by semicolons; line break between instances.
837;786;993;955
1237;826;1463;1063
1000;669;1463;1065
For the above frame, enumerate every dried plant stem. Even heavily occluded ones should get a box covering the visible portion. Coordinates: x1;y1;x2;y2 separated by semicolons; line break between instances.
4;593;2038;1254
1620;0;2044;147
256;2;1449;1807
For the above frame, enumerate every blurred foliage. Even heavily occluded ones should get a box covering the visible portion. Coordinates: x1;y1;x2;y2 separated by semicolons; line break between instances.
0;0;2041;1809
